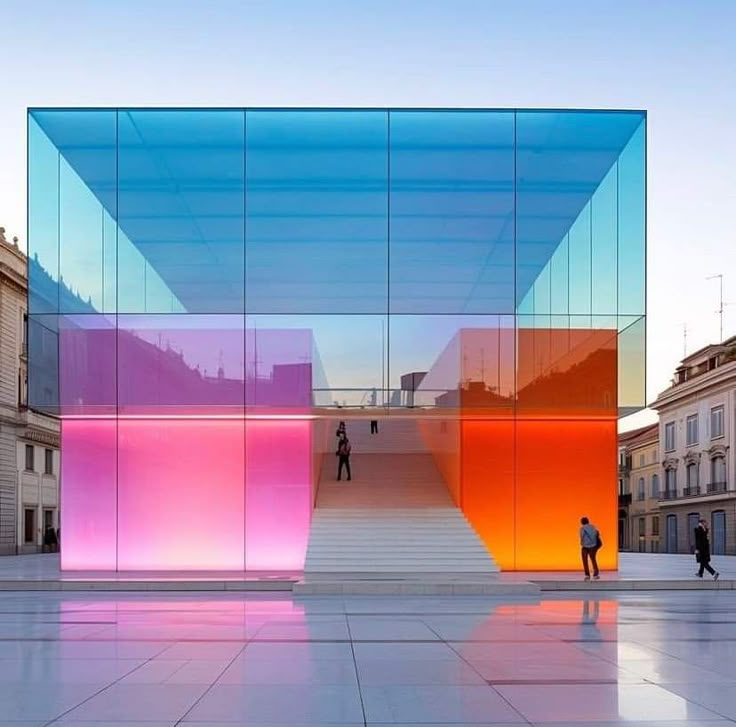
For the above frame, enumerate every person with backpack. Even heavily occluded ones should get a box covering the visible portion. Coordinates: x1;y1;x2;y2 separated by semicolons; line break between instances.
336;435;352;481
694;518;720;580
579;516;601;580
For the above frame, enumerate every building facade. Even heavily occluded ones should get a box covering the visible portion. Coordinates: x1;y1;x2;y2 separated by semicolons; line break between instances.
0;227;59;555
618;424;660;553
27;108;646;572
652;338;736;555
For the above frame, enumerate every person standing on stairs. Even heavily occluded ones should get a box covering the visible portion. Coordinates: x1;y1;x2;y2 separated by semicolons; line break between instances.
337;434;352;481
369;389;379;434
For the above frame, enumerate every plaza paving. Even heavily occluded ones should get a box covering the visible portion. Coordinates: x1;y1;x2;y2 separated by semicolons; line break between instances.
1;588;736;724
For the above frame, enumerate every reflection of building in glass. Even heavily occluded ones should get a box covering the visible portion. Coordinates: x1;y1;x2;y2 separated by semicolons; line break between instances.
27;109;646;572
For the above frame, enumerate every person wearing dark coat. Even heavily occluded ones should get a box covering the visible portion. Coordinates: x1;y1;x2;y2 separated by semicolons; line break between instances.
694;519;720;580
336;435;352;481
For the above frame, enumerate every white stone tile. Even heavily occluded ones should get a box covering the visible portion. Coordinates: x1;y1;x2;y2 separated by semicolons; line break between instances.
362;684;525;723
185;684;364;722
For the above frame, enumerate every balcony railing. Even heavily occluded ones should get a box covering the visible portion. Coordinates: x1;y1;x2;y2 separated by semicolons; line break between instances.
662;489;678;500
707;481;728;494
683;486;701;497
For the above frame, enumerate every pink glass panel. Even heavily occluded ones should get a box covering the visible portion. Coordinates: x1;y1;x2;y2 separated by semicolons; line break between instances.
59;315;116;415
245;419;312;570
117;315;245;413
116;419;245;571
60;419;117;570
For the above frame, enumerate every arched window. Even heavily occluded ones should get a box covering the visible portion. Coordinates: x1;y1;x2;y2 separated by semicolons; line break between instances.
651;474;660;497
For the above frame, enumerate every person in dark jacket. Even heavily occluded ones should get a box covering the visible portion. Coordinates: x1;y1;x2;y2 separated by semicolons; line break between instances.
336;435;352;481
694;519;720;580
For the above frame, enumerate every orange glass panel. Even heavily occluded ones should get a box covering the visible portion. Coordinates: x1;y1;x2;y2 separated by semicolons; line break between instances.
461;416;515;569
515;417;617;570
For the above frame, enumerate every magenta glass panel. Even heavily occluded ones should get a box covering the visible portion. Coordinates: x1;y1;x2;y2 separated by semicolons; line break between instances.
60;419;117;570
59;315;117;415
245;419;312;570
117;315;245;414
245;328;313;409
117;419;245;571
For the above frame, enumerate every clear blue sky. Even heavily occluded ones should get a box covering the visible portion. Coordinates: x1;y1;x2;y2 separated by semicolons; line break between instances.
1;0;734;427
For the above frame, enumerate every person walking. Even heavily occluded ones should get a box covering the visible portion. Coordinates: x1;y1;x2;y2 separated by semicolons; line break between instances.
579;516;601;581
694;518;720;580
370;419;378;434
336;435;352;481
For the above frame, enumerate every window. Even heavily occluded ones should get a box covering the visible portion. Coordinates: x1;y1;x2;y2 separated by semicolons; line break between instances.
24;444;35;471
43;509;54;531
665;467;677;495
686;414;699;446
665;421;676;452
712;511;726;555
639;454;645;468
638;517;646;551
687;512;700;553
652;516;660;536
651;473;660;498
650;540;659;553
710;456;727;490
666;514;678;553
24;509;36;544
44;449;53;475
711;405;724;439
637;477;645;500
652;448;658;463
686;462;699;491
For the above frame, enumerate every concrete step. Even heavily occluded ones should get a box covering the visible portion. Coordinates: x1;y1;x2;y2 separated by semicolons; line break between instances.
294;577;539;596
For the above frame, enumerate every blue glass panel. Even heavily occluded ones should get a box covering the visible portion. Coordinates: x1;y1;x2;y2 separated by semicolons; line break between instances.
533;263;551;315
28;314;59;413
28;117;60;315
618;119;646;317
618;315;646;415
550;234;569;315
245;110;388;314
390;111;514;314
117;110;245;313
31;110;117;314
247;314;386;406
591;163;618;314
568;203;591;316
516;111;643;311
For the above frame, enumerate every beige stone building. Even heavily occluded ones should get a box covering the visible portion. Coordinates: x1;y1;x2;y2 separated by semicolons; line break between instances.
652;337;736;555
0;227;60;554
618;423;660;552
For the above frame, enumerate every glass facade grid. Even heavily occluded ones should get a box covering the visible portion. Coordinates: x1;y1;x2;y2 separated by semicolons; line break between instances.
28;108;646;572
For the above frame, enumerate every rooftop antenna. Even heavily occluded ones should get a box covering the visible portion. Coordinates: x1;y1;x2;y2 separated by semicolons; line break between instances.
683;322;688;358
707;274;724;343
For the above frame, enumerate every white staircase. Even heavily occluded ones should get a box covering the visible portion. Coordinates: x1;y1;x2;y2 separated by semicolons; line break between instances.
303;419;499;576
